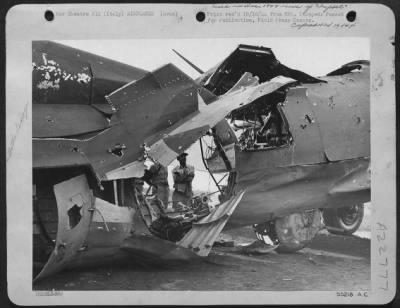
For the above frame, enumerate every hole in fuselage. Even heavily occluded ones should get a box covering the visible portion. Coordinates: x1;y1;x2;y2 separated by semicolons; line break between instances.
228;90;293;151
67;204;82;229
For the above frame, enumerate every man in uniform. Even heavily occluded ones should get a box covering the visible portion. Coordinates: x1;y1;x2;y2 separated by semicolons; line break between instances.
172;153;195;210
142;161;169;209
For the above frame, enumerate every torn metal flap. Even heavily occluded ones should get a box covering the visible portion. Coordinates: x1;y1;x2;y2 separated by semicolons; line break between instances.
34;175;94;281
177;191;245;257
104;159;146;181
93;197;135;224
121;209;200;263
214;118;239;146
326;60;370;76
203;44;320;96
224;72;260;94
166;76;295;138
146;125;210;166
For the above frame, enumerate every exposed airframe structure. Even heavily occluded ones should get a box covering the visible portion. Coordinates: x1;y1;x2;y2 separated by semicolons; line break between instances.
32;41;370;280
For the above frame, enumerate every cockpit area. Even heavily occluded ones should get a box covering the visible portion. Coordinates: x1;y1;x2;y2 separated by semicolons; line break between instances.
228;91;292;151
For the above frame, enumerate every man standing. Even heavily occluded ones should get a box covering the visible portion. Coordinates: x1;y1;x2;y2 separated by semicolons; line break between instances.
142;161;169;209
172;153;195;210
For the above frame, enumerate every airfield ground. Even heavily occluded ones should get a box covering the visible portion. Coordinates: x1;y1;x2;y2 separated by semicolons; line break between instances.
33;204;371;291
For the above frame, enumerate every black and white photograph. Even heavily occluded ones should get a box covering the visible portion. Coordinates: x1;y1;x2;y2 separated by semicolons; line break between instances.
5;3;395;305
31;38;372;291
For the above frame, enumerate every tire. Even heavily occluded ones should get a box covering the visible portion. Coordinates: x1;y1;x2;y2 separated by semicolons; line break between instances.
323;204;364;235
275;210;323;253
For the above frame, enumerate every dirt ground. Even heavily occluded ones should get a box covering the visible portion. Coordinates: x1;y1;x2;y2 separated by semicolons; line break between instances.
33;225;370;291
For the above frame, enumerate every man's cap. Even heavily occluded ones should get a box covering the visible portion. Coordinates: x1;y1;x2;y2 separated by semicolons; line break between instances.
177;152;188;159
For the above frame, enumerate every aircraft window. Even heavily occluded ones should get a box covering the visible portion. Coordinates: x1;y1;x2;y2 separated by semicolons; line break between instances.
231;102;292;151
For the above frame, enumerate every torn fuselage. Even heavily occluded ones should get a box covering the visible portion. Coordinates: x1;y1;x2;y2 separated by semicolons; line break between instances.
33;172;244;281
205;59;370;227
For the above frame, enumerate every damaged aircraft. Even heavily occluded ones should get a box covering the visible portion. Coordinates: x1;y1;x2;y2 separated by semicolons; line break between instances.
32;41;370;281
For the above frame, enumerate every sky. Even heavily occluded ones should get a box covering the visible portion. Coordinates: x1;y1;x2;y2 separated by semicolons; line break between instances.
57;38;370;194
58;37;370;78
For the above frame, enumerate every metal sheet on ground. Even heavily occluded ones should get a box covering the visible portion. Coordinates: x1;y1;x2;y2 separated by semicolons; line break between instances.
32;228;370;291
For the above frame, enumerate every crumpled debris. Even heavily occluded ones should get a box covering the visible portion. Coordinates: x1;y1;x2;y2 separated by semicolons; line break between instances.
241;240;278;255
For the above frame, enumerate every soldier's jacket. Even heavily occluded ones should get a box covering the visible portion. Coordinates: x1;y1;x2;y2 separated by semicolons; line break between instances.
172;164;195;196
146;162;169;186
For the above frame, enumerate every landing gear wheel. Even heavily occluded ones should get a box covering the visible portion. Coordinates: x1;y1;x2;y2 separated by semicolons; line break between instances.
323;204;364;235
275;210;323;253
